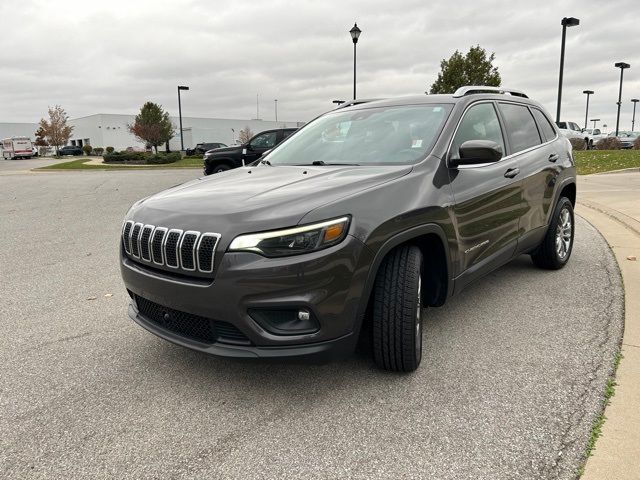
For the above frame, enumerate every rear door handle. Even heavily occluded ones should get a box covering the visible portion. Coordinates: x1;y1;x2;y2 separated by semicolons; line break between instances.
548;153;559;162
504;167;520;179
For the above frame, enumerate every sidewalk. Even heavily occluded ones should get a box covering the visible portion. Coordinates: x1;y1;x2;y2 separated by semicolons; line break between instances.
577;171;640;479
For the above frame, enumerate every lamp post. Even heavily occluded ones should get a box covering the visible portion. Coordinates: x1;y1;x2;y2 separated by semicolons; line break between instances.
349;23;361;100
274;99;278;122
556;17;580;123
591;118;600;130
614;62;630;135
632;99;639;131
177;85;189;152
582;90;594;130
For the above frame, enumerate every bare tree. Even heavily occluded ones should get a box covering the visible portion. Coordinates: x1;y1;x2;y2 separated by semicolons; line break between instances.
238;126;254;144
38;106;74;155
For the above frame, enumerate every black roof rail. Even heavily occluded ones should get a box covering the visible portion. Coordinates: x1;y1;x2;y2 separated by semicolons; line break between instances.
452;86;529;98
334;98;384;109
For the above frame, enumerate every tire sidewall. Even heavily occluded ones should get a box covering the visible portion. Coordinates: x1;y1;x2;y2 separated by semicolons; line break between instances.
552;198;575;266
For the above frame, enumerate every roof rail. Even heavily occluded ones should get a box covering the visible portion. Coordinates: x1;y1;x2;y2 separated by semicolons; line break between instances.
335;98;384;109
452;86;529;98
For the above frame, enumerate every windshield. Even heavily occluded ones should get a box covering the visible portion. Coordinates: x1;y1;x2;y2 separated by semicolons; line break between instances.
264;104;452;166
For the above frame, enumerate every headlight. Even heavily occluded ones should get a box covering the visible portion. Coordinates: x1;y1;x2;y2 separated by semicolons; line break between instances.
229;216;350;257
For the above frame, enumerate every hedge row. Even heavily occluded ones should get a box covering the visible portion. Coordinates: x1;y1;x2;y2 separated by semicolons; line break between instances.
103;151;181;164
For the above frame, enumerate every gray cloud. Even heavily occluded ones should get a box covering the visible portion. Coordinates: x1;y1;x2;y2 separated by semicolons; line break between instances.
1;0;639;131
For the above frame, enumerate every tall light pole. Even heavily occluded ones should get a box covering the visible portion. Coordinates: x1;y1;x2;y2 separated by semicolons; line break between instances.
556;17;580;123
177;85;189;152
591;118;600;130
614;62;630;136
274;99;278;122
349;23;361;100
632;99;639;131
582;90;594;130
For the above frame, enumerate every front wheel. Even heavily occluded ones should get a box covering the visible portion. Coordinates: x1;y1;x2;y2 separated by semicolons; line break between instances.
531;197;574;269
372;245;424;372
213;164;231;174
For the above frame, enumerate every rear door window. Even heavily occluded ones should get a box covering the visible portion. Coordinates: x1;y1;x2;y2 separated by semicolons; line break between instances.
498;103;542;153
531;108;557;142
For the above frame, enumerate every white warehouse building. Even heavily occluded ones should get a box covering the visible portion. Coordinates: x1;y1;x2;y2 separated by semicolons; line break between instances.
0;114;304;151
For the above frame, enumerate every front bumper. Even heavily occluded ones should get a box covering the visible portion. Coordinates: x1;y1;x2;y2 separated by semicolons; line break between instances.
121;234;372;360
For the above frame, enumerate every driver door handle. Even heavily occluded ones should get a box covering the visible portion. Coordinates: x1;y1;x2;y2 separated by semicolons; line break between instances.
504;167;520;179
549;153;559;162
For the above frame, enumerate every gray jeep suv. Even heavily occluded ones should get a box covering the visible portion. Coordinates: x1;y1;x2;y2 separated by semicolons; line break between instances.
120;86;576;372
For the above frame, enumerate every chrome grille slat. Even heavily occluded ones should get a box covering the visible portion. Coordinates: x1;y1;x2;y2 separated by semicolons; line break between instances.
164;229;183;268
197;233;221;273
122;221;134;254
130;223;143;258
140;225;154;261
151;227;167;265
122;223;219;274
179;231;199;271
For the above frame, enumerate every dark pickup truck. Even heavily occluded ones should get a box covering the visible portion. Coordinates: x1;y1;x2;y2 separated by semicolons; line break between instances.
203;128;297;174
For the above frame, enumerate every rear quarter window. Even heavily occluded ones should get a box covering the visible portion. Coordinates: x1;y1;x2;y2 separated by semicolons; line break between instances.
498;103;542;153
531;108;557;142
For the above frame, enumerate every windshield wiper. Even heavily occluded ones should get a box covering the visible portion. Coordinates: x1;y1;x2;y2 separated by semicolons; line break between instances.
260;159;272;166
293;161;360;166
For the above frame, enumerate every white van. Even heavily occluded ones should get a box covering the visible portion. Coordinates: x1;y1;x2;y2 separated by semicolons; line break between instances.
2;137;34;160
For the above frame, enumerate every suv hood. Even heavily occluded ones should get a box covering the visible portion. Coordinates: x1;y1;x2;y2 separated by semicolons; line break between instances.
127;164;412;240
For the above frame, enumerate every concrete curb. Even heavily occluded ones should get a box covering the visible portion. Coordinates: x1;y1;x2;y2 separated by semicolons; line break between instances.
594;167;640;175
577;201;640;479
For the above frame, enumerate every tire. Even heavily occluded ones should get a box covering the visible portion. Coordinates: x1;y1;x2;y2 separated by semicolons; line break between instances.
213;164;231;174
531;197;574;270
372;245;424;372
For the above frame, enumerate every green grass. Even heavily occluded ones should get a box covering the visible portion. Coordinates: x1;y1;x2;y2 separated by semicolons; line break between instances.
574;149;640;175
36;157;203;170
578;351;624;476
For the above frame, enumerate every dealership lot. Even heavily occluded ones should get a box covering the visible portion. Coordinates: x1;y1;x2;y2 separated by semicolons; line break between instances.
0;168;623;479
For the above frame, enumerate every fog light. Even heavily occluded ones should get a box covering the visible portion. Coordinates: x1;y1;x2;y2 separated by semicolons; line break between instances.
248;308;319;336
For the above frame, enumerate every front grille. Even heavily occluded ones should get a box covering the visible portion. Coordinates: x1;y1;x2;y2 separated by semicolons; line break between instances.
122;221;221;275
135;295;251;345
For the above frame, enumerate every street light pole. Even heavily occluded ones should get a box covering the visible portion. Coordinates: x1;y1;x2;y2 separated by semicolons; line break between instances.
349;23;361;100
274;99;278;122
632;99;639;131
177;85;189;152
614;62;631;136
582;90;594;130
556;17;580;123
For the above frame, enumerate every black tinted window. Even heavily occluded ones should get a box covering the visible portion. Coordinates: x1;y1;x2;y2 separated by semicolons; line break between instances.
451;103;505;159
250;132;277;148
531;108;556;142
498;103;542;153
282;129;295;140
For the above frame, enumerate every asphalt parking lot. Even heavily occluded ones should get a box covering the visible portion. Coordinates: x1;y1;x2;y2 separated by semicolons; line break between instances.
0;168;624;479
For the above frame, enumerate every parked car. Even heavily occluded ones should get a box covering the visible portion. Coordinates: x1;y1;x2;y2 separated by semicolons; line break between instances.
582;128;605;147
608;131;639;149
203;128;297;174
186;142;228;156
556;121;591;148
58;145;83;156
120;86;576;372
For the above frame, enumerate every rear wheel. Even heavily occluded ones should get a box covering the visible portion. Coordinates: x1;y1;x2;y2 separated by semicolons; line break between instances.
213;164;231;174
531;197;574;270
372;245;424;372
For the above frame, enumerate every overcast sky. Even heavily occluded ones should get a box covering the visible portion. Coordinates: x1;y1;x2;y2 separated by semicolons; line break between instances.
2;0;639;131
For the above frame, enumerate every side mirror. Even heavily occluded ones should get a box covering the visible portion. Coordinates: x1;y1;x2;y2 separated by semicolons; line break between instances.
450;140;503;168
